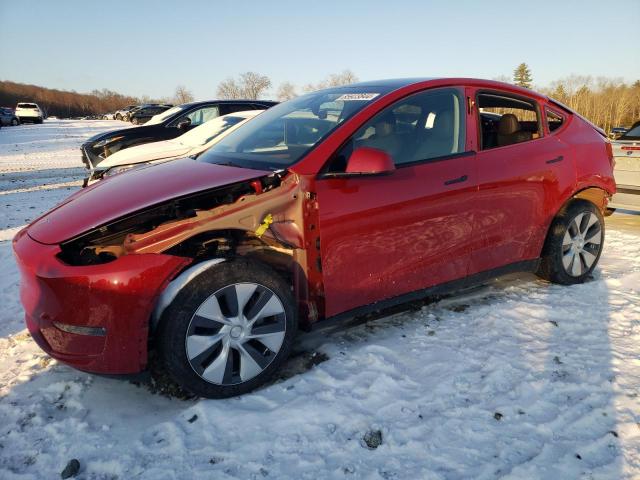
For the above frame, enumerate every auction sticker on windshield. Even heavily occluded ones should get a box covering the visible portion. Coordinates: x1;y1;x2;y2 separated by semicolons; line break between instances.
335;93;380;101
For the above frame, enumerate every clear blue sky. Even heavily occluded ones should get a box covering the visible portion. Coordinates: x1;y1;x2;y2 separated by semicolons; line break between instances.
1;0;638;100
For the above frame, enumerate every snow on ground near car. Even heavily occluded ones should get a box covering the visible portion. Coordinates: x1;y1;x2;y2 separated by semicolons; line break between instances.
0;121;638;479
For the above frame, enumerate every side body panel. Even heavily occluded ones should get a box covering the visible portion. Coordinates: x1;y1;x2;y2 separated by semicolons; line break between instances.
316;159;476;317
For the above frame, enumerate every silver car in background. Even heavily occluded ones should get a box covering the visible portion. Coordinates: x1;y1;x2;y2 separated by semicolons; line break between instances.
609;121;640;212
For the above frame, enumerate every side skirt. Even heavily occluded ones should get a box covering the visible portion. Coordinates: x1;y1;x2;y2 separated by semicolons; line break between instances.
310;259;540;331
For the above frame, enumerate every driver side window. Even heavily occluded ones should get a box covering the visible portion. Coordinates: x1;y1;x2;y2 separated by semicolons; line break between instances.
327;88;465;172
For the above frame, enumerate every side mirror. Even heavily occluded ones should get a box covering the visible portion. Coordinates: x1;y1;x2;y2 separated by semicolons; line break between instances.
177;118;192;131
345;147;395;175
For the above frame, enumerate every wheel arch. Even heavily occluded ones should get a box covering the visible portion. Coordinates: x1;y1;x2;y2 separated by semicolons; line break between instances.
150;228;297;333
538;185;609;258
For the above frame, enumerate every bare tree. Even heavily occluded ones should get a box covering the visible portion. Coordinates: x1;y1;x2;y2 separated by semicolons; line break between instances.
174;85;194;104
276;82;297;101
492;75;512;84
240;72;272;100
304;69;358;92
216;72;272;100
216;78;243;100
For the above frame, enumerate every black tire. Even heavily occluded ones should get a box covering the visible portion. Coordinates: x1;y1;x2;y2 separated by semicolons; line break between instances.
537;199;605;285
11;118;18;126
156;259;297;398
115;114;122;121
131;117;139;125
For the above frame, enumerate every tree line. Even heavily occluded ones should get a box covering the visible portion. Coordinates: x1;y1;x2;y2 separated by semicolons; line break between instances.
505;63;640;132
2;67;638;132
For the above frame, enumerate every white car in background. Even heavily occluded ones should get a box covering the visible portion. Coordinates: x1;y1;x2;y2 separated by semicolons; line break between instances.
609;121;640;213
85;110;262;185
15;102;44;124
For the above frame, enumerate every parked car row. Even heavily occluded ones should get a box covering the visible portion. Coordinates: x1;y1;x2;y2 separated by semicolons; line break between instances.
14;78;618;399
0;103;46;127
81;99;277;170
101;103;175;124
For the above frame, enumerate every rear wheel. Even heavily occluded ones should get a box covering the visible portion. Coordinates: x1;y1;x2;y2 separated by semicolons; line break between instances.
157;259;297;398
11;118;18;126
537;200;604;285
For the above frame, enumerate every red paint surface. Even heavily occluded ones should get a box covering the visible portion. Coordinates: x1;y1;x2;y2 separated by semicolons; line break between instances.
13;228;190;373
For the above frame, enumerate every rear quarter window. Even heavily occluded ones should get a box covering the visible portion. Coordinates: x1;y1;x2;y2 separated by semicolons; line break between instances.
545;109;565;133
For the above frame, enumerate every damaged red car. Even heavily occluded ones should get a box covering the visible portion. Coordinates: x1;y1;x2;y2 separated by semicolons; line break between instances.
14;78;615;398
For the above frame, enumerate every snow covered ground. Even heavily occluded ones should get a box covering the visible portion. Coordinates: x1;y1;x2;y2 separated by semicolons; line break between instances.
0;120;638;479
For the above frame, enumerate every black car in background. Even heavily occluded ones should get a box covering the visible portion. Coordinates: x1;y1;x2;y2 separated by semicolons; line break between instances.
0;107;20;126
81;100;277;169
129;104;172;124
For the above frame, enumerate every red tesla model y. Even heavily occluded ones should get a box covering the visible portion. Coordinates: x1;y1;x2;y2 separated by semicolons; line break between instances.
14;78;615;398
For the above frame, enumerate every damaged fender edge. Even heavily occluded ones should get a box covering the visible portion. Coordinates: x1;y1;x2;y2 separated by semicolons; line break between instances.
150;257;226;332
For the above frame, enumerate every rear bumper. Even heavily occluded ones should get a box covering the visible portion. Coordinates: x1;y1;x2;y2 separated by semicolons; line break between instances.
12;228;190;374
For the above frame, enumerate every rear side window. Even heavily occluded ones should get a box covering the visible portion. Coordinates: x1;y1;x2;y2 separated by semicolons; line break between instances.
477;92;541;150
546;109;564;133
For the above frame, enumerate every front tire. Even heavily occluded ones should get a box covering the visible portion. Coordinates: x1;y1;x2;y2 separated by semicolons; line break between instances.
157;259;297;398
537;200;604;285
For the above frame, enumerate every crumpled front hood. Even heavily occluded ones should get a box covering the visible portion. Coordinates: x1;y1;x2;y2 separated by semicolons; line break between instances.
98;140;191;169
28;158;271;245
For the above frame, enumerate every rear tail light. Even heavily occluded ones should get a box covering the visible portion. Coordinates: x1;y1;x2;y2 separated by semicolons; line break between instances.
621;146;640;151
605;141;615;169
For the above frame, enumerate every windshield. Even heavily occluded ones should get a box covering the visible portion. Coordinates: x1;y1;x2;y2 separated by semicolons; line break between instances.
197;87;392;170
146;105;185;125
620;123;640;140
178;113;257;147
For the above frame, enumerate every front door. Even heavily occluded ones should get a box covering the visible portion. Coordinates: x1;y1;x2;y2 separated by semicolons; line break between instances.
315;87;477;317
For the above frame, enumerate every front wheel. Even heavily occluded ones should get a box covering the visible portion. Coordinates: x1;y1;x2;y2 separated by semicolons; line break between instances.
131;117;139;125
156;259;297;398
537;200;604;285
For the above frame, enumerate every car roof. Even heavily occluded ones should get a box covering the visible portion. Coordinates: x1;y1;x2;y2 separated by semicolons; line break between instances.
340;77;549;102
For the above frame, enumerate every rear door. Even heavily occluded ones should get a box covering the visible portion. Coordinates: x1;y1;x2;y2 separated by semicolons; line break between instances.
468;90;576;274
316;87;477;317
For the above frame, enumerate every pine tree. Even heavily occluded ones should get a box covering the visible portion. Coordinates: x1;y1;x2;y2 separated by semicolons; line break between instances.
551;84;568;102
513;63;533;88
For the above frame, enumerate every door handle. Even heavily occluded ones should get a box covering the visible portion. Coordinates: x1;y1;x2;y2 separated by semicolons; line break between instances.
444;174;468;186
546;155;564;164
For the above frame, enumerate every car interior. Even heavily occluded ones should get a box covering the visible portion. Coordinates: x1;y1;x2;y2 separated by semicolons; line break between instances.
325;90;464;172
477;93;541;149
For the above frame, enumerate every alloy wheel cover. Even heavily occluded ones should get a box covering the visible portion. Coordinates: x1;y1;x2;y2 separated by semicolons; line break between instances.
561;211;603;277
185;283;287;385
